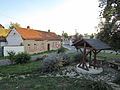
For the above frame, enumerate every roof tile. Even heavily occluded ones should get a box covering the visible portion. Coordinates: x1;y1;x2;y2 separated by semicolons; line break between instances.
15;27;61;40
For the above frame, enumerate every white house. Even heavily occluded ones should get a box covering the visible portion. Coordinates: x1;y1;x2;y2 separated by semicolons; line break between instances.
5;26;61;56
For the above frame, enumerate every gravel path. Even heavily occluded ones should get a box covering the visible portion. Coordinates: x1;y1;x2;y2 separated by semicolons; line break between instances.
0;59;11;66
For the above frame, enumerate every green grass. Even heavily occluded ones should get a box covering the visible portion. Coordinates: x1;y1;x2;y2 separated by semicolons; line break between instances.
0;76;97;90
0;60;42;75
97;53;120;59
0;56;9;60
0;50;58;60
0;51;114;90
0;56;95;90
30;50;58;56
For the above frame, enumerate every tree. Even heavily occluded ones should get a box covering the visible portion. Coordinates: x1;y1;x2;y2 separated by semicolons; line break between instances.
9;22;21;29
62;31;68;38
73;33;83;43
97;0;120;52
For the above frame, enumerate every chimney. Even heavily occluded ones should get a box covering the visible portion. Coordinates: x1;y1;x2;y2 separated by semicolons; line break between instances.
48;29;50;33
27;26;30;30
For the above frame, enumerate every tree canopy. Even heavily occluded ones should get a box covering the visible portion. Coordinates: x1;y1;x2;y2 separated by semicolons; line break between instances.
9;22;21;29
97;0;120;51
62;31;68;38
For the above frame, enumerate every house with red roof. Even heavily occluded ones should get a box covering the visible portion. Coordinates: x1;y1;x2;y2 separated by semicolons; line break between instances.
6;26;61;54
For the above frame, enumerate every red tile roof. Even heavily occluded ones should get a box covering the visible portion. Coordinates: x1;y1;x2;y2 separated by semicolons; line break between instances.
15;27;61;40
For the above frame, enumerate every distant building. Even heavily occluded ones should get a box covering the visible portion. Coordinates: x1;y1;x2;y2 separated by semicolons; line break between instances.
0;24;10;37
0;37;6;57
5;26;61;55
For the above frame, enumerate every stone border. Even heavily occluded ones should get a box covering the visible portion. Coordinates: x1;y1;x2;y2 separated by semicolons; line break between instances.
76;64;103;74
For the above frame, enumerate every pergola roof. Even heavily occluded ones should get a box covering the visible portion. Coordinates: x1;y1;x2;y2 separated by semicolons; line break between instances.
73;38;111;50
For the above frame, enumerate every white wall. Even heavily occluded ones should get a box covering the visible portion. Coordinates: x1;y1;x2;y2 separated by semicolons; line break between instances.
6;28;24;46
4;46;24;56
0;42;7;47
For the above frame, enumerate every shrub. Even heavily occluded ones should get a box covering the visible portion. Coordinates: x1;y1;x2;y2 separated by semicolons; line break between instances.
40;53;70;72
14;52;31;64
40;56;59;72
113;73;120;85
58;53;70;66
7;51;16;64
88;80;113;90
35;54;48;61
73;53;89;63
57;46;67;54
74;54;83;63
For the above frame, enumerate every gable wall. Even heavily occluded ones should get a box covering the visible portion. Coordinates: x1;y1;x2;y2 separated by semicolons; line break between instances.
6;28;24;46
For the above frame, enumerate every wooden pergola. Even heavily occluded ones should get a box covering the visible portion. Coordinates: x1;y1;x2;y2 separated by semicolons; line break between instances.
72;38;111;71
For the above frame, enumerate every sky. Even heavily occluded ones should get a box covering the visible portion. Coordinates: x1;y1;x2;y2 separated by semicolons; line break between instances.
0;0;100;35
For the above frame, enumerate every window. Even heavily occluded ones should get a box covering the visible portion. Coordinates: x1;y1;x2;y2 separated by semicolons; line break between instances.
28;44;30;50
34;44;37;49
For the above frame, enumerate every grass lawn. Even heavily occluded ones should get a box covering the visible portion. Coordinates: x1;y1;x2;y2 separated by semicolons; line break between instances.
31;50;58;56
0;56;9;60
0;59;94;90
0;76;96;90
0;52;115;90
97;53;120;59
0;50;118;90
0;50;57;60
0;60;42;75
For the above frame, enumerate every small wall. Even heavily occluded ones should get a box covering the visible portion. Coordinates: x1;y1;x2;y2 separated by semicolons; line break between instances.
4;46;24;56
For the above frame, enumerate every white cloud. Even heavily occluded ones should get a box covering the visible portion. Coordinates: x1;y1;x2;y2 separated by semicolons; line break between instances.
20;0;99;35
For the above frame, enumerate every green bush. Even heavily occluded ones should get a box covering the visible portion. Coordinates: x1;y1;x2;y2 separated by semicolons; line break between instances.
40;53;70;73
7;51;16;64
40;56;59;72
58;53;70;66
35;54;48;61
73;53;89;63
113;73;120;85
57;46;67;54
74;53;83;63
88;80;114;90
14;52;31;64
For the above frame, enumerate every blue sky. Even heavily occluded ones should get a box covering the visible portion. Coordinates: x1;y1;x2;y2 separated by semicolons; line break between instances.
0;0;99;35
0;0;64;17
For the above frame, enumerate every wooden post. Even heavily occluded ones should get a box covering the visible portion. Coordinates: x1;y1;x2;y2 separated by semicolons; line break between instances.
89;50;92;68
82;42;89;70
92;50;97;69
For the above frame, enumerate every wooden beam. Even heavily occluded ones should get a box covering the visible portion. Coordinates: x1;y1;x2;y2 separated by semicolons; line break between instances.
79;48;83;54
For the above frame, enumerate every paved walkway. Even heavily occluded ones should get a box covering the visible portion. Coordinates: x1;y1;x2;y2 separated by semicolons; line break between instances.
0;59;11;66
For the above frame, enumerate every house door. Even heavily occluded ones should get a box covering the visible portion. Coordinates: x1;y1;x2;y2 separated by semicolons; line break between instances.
47;44;50;51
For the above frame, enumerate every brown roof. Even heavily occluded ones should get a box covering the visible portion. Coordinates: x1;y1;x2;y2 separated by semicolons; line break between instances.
73;38;111;50
15;27;61;40
0;37;6;42
0;25;10;37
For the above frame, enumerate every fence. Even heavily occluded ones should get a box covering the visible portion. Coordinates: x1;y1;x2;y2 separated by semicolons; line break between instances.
4;46;24;56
